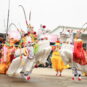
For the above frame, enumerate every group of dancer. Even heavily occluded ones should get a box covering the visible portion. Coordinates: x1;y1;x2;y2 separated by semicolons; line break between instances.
50;30;87;81
0;26;87;81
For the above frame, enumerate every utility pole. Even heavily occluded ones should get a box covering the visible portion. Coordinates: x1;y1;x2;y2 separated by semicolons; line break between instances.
6;0;10;41
29;10;31;24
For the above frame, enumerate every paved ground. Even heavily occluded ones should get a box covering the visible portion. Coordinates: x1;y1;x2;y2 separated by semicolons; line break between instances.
0;68;87;87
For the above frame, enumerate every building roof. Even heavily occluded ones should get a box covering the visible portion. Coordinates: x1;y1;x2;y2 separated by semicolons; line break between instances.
49;26;87;34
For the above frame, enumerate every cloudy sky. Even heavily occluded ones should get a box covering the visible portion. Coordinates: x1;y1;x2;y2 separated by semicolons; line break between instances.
0;0;87;33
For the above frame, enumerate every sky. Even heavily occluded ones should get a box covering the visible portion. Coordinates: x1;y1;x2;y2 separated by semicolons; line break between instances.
0;0;87;33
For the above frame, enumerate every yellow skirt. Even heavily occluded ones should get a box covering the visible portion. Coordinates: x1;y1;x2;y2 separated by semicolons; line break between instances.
51;51;69;72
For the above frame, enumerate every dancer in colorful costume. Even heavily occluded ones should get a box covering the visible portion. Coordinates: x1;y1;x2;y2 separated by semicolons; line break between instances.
73;33;87;65
6;29;38;80
51;41;69;76
72;31;87;80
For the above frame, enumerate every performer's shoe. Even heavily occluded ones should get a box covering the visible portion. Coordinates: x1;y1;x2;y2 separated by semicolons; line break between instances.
34;64;38;68
59;74;62;77
26;76;31;80
20;71;24;74
72;77;75;80
78;77;82;81
56;73;58;76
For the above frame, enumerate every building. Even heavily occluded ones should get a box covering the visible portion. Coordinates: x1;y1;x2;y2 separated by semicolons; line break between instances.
49;26;87;50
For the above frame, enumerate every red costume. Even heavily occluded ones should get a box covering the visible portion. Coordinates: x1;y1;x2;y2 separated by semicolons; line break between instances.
73;39;87;65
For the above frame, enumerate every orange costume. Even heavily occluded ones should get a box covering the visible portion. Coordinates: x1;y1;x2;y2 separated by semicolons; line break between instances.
0;39;16;74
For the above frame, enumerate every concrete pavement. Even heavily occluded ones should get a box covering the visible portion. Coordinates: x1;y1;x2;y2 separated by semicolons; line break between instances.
0;68;87;87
